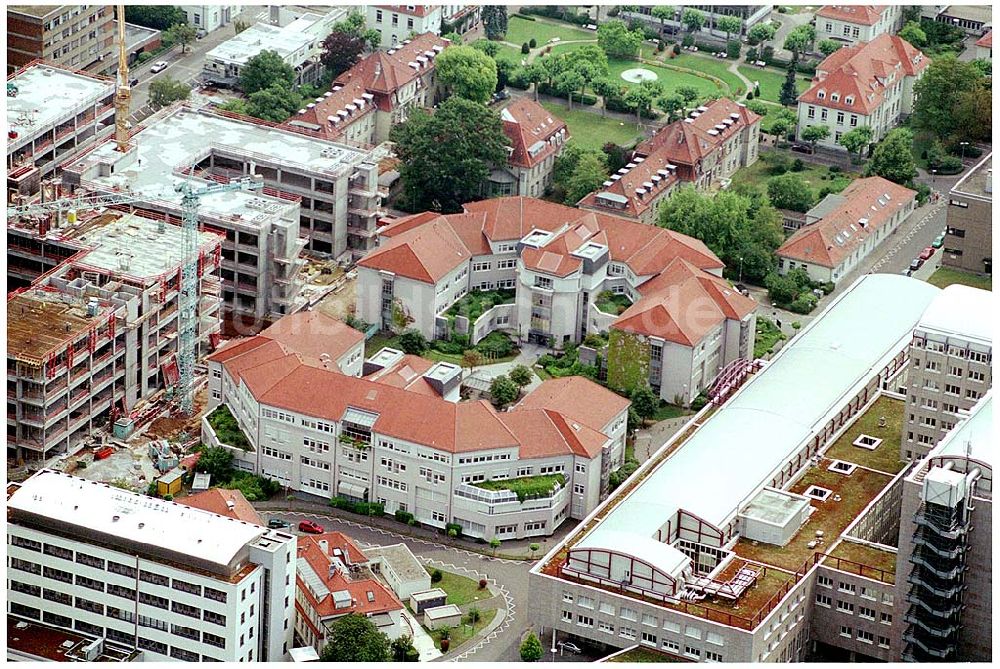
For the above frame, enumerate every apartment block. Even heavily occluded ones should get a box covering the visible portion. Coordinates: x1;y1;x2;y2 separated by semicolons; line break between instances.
203;310;630;540
528;274;940;663
797;34;929;150
581;98;761;224
368;5;443;49
815;5;903;46
282;33;450;152
942;152;992;275
901;284;992;462
7;5;115;75
7;469;297;661
489;98;570;198
59;105;384;324
7;211;223;462
894;392;992;662
777;177;916;284
6;61;115;195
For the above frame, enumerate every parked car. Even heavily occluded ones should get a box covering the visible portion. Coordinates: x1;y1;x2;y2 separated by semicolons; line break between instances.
298;520;324;534
790;143;814;155
901;268;913;277
919;247;935;261
490;89;510;103
932;233;945;248
267;518;290;529
149;61;169;74
735;283;750;296
909;258;924;272
129;77;139;87
560;642;582;654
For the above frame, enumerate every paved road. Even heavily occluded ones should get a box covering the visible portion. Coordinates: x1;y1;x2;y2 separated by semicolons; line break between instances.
260;510;532;662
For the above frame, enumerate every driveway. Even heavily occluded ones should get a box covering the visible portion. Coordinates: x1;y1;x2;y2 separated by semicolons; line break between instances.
769;8;816;60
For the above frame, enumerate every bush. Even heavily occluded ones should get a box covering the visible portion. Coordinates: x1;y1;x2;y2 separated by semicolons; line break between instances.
746;90;754;100
791;321;802;330
478;578;488;589
777;6;788;13
136;51;153;64
407;518;418;526
791;158;805;172
395;509;415;524
690;393;709;411
915;182;931;205
329;496;386;517
508;68;531;89
726;39;741;59
476;331;516;358
521;42;530;54
445;522;463;538
529;37;537;48
682;34;694;47
828;165;842;174
513;13;536;22
746;47;758;61
431;569;443;583
789;292;819;314
162;493;173;501
673;43;681;55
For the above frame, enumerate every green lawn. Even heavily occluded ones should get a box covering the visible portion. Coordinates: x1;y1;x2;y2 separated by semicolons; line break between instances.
608;646;684;662
428;608;498;651
732;150;859;201
496;44;526;65
823;395;906;475
607;58;721;98
474;474;565;502
737;65;810;104
540;101;643;151
425;567;488;607
505;15;597;47
651;402;691;422
667;52;746;96
927;267;993;291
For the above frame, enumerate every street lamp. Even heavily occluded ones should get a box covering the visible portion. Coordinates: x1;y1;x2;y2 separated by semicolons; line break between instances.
931;169;937;186
960;141;970;162
738;256;744;284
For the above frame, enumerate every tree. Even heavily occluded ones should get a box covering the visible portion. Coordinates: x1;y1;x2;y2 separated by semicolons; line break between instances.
675;84;700;111
767;174;815;212
330;11;380;51
681;8;706;33
240;50;295;95
783;24;815;57
564;45;609;96
524;62;547;101
952;79;992;143
801;124;830;151
233;19;250;34
597;19;643;59
564;150;608;204
529;543;541;557
482;5;508;40
913;56;988;143
435;45;498;104
149;76;190;109
488;537;501;555
509;365;533;387
398;329;429;355
717;16;743;42
765;272;799;305
766;108;797;146
390;97;509;213
321;614;390;661
554;69;585;109
196;446;234;483
472;38;501;58
391;635;420;662
165;23;198;54
124;6;186;30
660;93;685;122
592;76;621;117
217;98;249;115
818;39;841;56
520;632;544;662
321;31;366;78
898;21;928;48
489;375;520;408
624;80;662;127
779;60;798;106
630;386;659;421
651;6;673;36
747;22;776;47
838;125;874;162
866;128;918;185
462;349;485;371
746;99;768;116
246;84;301;123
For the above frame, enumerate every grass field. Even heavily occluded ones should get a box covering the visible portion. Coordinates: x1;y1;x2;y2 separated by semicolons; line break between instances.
428;608;498;650
732;150;858;200
737;65;810;104
927;266;993;291
505;15;596;47
540;101;643;151
667;52;746;95
426;567;488;607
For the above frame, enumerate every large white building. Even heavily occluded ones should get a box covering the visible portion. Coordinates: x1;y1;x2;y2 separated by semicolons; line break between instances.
368;5;442;49
7;469;297;662
797;34;929;151
180;4;240;33
815;5;904;46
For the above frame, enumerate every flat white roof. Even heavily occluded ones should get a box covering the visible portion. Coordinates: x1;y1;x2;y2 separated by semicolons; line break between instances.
929;392;992;466
7;64;113;146
207;22;312;66
577;274;940;568
915;284;993;346
9;470;267;569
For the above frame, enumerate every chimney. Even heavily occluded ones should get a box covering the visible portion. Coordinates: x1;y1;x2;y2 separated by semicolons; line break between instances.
269;5;280;25
318;539;329;554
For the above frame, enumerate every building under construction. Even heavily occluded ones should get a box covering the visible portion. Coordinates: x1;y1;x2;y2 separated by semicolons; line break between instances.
7;210;222;462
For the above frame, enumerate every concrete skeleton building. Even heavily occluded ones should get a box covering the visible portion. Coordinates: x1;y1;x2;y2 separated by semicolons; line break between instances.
57;104;384;324
901;285;992;462
815;5;904;46
489;98;570;198
797;33;929;151
528;274;947;663
202;6;348;89
942;152;993;275
7;469;297;662
6;61;115;196
776;176;917;284
283;32;451;150
7;211;223;463
580;98;761;225
203;310;630;541
6;5;115;75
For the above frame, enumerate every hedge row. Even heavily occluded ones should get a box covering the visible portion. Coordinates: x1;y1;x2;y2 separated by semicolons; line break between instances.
329;496;385;517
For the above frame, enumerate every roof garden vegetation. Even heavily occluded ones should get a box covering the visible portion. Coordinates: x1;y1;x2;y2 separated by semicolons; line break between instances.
473;473;566;502
607;646;686;662
206;404;252;451
828;541;897;584
822;395;906;474
445;288;516;323
595;290;633;315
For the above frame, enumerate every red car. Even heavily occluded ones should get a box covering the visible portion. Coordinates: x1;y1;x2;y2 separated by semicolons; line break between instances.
919;247;935;261
298;520;324;534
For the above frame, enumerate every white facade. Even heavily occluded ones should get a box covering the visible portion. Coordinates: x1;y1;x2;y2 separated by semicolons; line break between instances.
816;6;903;45
7;470;297;662
368;5;443;49
181;5;240;33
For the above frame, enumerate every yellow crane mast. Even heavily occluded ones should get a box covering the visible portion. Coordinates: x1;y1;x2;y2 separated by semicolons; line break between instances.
114;4;130;152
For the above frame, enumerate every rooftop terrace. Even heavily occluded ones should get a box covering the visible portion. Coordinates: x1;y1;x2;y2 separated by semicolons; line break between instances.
7;63;113;146
7;616;139;662
821;394;906;475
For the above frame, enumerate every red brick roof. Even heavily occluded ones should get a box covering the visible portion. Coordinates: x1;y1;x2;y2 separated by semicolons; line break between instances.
977;30;992;48
799;33;929;115
177;489;263;525
501;98;569;169
816;5;889;26
777;176;916;269
502;408;608;459
636;97;761;165
260;311;363;365
516;376;630;433
358;216;473;282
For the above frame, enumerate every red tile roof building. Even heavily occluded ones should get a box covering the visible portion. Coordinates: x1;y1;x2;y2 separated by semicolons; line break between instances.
178;488;264;525
281;32;450;148
488;98;570;198
365;5;481;49
816;5;903;45
976;29;993;60
797;33;929;150
777;176;917;283
580;98;761;224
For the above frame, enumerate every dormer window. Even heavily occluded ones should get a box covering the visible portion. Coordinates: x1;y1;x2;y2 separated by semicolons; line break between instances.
831;93;839;102
817;90;826;99
845;95;854;105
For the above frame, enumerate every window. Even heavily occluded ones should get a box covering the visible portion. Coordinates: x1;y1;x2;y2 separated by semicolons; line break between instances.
663;639;680;652
205;587;227;603
685;646;702;659
817;575;833;588
139;592;169;610
578;595;594;609
880;612;892;625
840;625;852;638
11;536;42;552
577;614;594;627
140;570;169;587
562;610;573;622
43;543;74;561
807;106;815;119
43;566;73;584
534;276;553;289
599;602;615;615
878;635;890;649
859;606;875;620
642;614;657;627
10;557;41;575
837;600;855;614
816;593;832;607
620;607;638;621
857;629;874;644
838;582;856;594
706;650;723;662
573;484;585;494
204;610;227;627
598;621;614;634
376;9;383;22
562;592;573;603
620;626;636;640
107;584;136;600
473;262;491;272
641;631;657;646
685;626;701;640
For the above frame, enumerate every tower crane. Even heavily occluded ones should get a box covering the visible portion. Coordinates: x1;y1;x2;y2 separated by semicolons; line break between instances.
114;3;131;152
6;176;263;415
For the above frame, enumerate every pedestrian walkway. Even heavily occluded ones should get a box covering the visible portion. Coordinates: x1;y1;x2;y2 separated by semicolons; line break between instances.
634;416;692;462
401;609;442;661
